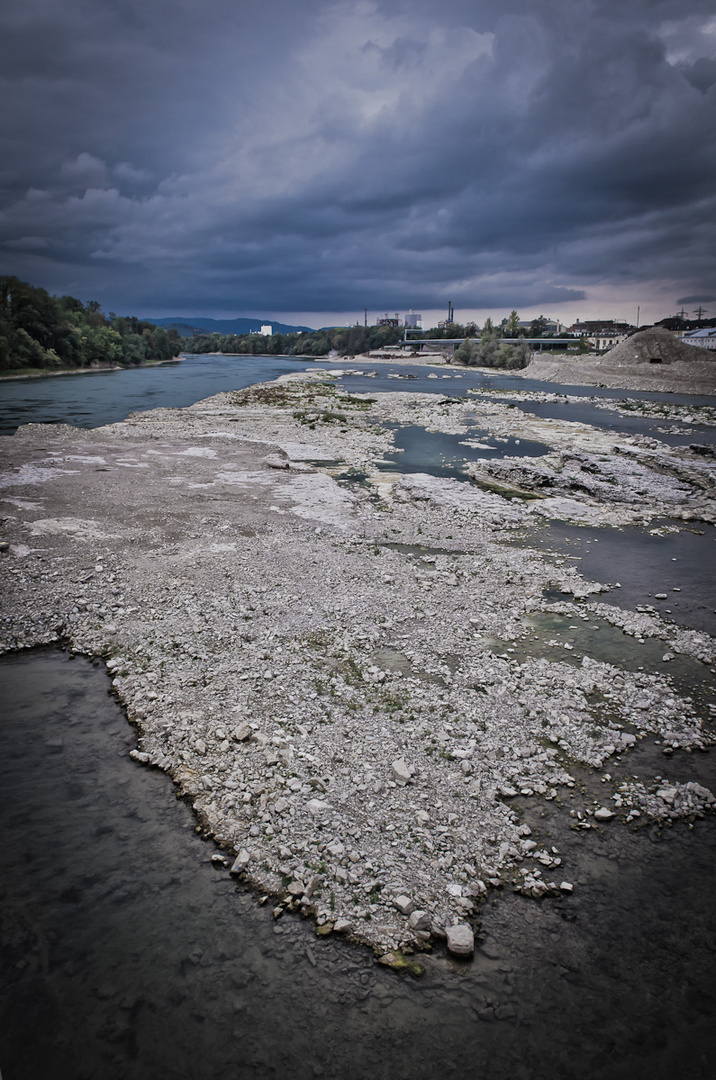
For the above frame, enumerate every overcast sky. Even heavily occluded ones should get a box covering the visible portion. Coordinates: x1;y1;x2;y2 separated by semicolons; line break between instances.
1;0;715;328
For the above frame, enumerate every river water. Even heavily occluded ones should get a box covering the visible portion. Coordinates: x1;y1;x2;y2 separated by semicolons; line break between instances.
1;649;715;1080
1;355;715;1078
1;355;715;446
0;356;307;436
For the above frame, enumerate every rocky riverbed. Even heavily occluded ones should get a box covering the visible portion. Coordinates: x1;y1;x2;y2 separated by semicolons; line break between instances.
1;372;714;964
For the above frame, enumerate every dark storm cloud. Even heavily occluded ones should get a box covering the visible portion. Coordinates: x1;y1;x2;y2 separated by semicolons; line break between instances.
1;0;715;319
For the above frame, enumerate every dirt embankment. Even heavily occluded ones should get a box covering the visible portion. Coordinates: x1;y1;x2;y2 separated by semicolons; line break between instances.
525;328;716;395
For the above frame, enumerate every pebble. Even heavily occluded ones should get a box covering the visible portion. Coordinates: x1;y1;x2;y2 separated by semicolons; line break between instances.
446;924;475;958
393;895;415;916
408;910;431;932
391;758;413;784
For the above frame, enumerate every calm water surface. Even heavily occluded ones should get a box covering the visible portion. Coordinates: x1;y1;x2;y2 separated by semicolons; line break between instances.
1;649;715;1080
0;356;306;436
1;356;714;447
376;422;550;479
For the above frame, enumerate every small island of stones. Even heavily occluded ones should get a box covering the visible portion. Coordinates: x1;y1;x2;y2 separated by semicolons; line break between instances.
1;356;714;967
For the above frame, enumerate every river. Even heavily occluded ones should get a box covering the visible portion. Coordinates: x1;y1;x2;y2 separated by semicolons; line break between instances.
1;354;715;1078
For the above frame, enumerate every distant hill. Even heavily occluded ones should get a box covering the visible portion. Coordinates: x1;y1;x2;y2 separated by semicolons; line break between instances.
148;316;314;337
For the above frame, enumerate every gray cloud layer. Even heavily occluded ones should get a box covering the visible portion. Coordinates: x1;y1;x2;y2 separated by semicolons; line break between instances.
1;0;715;320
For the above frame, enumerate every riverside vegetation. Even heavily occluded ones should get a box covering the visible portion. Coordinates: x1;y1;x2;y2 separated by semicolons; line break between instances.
0;277;181;375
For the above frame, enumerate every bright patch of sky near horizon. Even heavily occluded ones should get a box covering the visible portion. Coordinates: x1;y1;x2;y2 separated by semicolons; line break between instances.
0;0;715;328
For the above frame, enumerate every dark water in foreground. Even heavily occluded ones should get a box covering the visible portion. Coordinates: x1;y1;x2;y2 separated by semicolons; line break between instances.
1;650;715;1080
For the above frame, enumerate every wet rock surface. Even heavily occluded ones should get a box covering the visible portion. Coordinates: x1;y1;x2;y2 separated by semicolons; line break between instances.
1;373;714;956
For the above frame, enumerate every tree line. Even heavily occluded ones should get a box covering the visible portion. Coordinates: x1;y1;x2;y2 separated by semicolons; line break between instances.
185;309;579;369
0;277;181;373
185;323;404;357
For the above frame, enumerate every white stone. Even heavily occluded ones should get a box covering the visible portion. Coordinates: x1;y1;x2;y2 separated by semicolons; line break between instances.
594;807;615;821
391;758;413;784
408;910;431;932
230;848;251;873
393;895;415;916
446;924;474;957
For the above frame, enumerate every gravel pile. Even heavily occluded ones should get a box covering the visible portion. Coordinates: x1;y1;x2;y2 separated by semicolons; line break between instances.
526;328;716;394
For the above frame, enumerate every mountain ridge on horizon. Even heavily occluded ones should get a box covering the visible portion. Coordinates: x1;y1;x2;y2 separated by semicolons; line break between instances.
148;316;315;337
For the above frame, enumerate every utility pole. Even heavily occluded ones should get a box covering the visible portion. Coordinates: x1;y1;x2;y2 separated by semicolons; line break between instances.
636;305;640;329
364;308;367;328
694;306;707;323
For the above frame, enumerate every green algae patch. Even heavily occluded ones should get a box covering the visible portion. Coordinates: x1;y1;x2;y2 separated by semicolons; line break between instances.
377;951;425;977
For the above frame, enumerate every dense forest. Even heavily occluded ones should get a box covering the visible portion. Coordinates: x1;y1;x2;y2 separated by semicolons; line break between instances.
185;323;403;357
0;277;181;373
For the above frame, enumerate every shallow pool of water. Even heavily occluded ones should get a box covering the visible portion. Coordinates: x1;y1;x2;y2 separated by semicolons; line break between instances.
376;423;550;480
488;611;714;710
518;520;716;637
1;649;715;1080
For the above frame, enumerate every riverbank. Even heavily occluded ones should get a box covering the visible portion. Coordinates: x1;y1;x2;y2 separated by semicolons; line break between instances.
1;371;714;961
0;356;183;382
337;345;716;396
524;352;716;395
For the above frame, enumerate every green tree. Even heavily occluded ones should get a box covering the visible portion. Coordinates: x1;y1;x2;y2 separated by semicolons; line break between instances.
504;310;520;337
